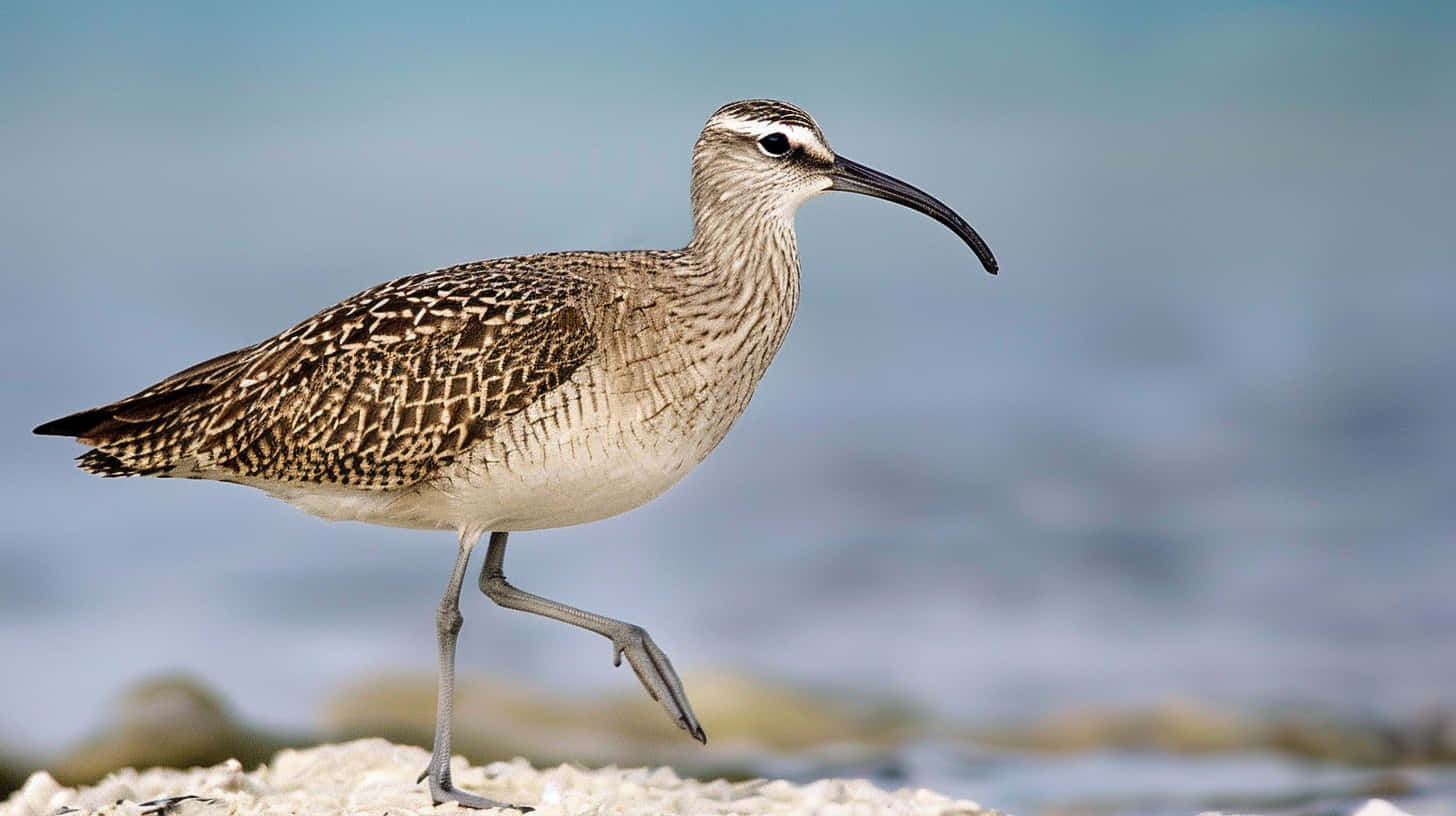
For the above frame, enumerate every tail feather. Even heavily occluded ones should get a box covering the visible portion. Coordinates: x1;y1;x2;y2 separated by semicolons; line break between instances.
34;383;214;439
34;383;215;441
33;408;115;438
76;449;152;477
35;345;256;477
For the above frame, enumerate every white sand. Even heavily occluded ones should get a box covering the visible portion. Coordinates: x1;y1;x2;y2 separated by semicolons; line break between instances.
1;739;993;816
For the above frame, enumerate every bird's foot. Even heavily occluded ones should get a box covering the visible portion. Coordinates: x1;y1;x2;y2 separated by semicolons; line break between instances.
611;624;706;743
429;781;530;812
425;768;531;811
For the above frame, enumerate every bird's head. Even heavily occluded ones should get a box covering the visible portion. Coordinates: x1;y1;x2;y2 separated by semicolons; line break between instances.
690;99;997;274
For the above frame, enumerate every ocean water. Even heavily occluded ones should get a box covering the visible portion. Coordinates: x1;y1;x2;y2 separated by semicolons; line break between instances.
2;3;1454;812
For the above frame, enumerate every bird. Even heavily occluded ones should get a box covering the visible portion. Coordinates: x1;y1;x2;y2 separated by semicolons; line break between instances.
34;99;998;810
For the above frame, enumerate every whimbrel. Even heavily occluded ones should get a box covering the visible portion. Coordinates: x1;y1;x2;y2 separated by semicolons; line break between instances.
34;99;997;810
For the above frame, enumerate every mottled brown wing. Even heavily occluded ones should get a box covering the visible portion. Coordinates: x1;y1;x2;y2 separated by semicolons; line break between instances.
40;262;599;487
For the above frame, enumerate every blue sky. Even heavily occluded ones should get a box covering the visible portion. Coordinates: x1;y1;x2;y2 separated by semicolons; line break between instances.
4;2;1451;118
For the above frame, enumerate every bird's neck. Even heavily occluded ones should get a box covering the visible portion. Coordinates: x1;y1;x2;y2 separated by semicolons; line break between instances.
680;193;803;385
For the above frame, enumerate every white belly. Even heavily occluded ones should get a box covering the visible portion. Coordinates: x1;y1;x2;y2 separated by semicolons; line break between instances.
266;364;735;533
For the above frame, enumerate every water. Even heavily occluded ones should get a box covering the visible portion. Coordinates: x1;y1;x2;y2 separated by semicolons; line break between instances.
2;3;1454;813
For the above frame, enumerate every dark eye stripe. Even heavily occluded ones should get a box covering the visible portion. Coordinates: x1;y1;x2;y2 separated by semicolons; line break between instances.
757;132;791;157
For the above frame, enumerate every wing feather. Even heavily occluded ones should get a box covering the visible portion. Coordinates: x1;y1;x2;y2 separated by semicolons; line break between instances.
36;262;600;487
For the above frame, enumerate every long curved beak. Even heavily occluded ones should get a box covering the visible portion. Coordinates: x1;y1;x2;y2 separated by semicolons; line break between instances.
829;155;998;275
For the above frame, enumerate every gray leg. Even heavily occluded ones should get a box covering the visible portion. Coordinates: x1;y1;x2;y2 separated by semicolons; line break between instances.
478;531;705;743
425;530;532;811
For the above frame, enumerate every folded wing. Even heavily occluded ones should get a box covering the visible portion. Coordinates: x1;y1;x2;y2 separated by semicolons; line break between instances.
35;262;599;488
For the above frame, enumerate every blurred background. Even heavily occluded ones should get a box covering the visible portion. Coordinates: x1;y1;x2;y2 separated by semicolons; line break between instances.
2;2;1453;814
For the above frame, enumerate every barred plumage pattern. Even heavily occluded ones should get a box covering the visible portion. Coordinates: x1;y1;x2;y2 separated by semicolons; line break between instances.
45;259;601;488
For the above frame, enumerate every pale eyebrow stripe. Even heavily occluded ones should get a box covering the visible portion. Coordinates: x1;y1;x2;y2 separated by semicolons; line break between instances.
711;118;830;156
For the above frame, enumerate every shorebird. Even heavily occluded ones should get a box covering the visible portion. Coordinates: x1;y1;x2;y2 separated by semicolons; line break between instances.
34;99;997;810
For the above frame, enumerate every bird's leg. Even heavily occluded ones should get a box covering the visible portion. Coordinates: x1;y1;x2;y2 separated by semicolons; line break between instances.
424;529;532;811
478;531;706;743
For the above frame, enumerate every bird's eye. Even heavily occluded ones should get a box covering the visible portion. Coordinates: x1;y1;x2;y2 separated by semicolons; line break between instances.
757;132;792;157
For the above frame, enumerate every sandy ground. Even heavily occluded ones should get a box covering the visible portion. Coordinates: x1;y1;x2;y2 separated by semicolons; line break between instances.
0;739;994;816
